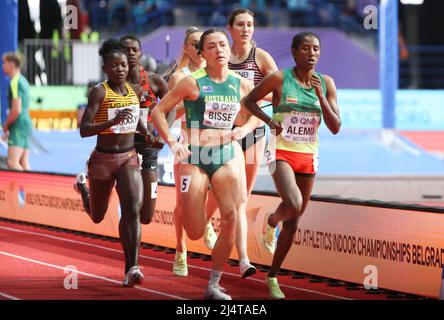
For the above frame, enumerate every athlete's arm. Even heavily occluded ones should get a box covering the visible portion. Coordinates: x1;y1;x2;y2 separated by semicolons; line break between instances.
3;79;26;132
167;70;183;90
152;75;197;153
167;71;185;121
256;48;279;78
232;78;263;140
150;72;176;127
150;73;168;99
311;74;341;135
79;86;133;137
243;71;282;123
3;98;22;132
256;48;279;102
171;103;186;122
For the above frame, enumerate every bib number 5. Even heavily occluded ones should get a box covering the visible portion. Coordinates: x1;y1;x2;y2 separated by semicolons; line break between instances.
180;175;192;193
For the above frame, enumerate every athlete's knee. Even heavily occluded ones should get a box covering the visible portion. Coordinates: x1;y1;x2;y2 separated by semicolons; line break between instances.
140;208;154;225
6;158;19;169
140;217;152;225
89;203;107;223
90;210;106;224
185;227;205;241
219;209;237;233
121;203;141;222
282;197;303;217
173;206;181;218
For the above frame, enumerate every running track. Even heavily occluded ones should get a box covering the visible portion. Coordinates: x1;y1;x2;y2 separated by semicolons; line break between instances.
0;219;420;301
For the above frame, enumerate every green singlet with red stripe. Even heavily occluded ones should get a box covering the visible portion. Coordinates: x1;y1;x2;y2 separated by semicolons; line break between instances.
272;68;327;155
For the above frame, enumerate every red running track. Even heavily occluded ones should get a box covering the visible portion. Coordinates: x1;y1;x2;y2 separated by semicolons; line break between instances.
0;219;410;301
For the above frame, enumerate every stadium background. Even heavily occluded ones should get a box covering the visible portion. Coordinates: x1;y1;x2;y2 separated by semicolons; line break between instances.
1;0;444;300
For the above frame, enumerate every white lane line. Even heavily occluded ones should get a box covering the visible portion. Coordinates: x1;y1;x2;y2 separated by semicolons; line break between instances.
0;250;186;300
0;292;21;300
0;225;351;300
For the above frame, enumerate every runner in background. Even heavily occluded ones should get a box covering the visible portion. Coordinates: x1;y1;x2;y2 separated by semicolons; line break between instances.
120;34;173;226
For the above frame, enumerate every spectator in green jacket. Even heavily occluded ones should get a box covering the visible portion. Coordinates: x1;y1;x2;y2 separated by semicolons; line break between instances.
2;52;33;171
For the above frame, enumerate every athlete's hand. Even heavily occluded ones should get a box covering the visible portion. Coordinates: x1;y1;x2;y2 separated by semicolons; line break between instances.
231;126;250;141
170;142;191;161
310;74;324;99
146;135;165;149
113;108;133;125
269;119;283;136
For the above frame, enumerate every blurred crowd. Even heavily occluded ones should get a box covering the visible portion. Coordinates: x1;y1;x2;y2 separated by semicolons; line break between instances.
19;0;377;43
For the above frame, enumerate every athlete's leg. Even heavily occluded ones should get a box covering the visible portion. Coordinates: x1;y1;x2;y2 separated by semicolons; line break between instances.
204;143;246;299
139;168;158;224
172;161;188;276
210;143;246;272
139;149;159;224
173;161;186;253
262;160;301;255
7;146;24;170
205;189;219;220
263;161;301;298
84;178;115;223
115;164;143;274
268;175;315;278
179;164;210;241
19;148;31;171
268;161;304;227
244;135;266;196
236;137;266;264
77;150;115;222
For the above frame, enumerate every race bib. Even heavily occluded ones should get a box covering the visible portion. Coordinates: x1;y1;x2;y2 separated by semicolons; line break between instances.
234;69;255;81
281;111;320;143
203;101;240;129
108;105;140;134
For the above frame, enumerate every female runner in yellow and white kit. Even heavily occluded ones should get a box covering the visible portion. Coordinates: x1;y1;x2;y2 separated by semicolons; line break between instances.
75;39;150;287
